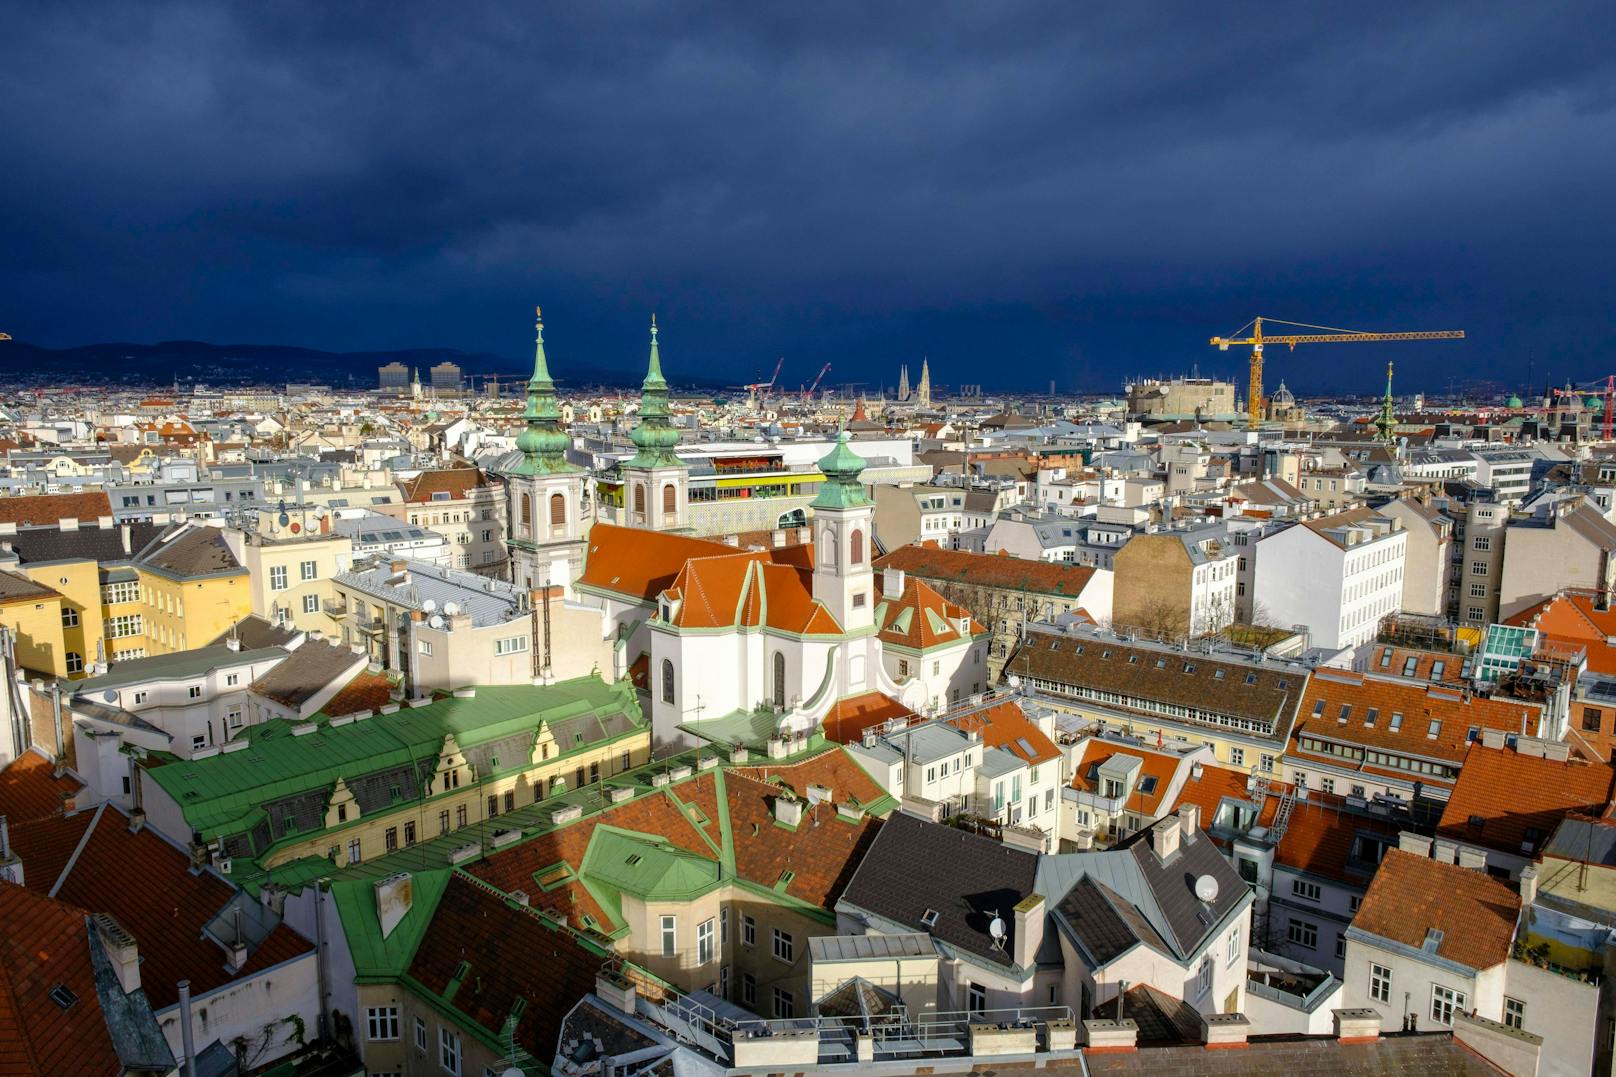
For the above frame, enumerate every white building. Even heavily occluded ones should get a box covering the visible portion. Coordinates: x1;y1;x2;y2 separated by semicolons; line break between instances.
1250;508;1407;651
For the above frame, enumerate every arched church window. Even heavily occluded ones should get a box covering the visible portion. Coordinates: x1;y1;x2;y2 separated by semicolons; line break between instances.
520;493;532;535
820;528;838;566
663;483;677;515
550;492;566;528
850;528;865;566
773;651;786;708
634;485;646;517
661;659;675;705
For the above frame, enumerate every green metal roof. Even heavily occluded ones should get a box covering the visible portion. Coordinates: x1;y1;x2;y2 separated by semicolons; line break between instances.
331;866;454;981
71;644;287;694
146;676;641;839
580;825;722;902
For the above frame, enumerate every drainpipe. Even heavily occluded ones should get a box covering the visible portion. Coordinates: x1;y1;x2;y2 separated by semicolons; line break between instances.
50;682;63;761
314;879;331;1042
177;980;197;1077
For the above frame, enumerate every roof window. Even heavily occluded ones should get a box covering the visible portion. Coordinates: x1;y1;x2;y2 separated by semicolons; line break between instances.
920;908;940;928
49;985;78;1010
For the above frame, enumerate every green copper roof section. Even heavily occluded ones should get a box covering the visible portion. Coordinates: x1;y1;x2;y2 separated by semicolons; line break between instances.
332;866;454;981
809;431;872;509
580;825;721;902
146;675;642;841
512;306;578;476
627;314;685;469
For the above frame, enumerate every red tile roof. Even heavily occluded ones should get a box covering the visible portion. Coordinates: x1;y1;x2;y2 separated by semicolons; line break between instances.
1272;795;1400;883
0;882;122;1077
398;467;496;504
1069;742;1182;817
322;667;394;717
0;491;111;527
577;523;749;604
1352;849;1520;971
876;577;985;650
1437;744;1616;855
1507;590;1616;675
947;700;1060;765
1367;644;1467;684
407;873;609;1066
47;808;315;1010
0;750;81;822
875;543;1098;597
821;692;913;745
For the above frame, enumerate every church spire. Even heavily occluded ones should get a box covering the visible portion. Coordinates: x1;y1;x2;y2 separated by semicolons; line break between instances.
511;306;577;475
1374;361;1397;442
628;314;683;469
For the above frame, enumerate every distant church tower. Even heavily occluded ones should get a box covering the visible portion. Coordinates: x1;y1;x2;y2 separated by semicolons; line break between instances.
622;316;689;531
810;433;876;633
917;359;932;408
1374;361;1397;442
898;364;911;402
506;307;592;592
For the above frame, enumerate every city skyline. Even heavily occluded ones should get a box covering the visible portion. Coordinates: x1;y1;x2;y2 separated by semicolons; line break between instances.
4;3;1615;390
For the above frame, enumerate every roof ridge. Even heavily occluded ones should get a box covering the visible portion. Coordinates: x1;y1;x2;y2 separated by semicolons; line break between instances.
47;802;106;898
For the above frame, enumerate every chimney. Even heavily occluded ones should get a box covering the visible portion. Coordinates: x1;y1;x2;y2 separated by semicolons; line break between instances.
390;559;407;573
375;872;415;939
1398;832;1434;857
0;816;20;886
93;913;141;993
1332;1008;1382;1043
771;529;786;549
774;794;804;827
883;567;907;597
120;523;132;555
1177;802;1201;841
1519;864;1539;905
1012;894;1045;969
1150;815;1181;861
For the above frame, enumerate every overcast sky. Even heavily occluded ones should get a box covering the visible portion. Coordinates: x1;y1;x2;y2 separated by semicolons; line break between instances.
3;2;1613;392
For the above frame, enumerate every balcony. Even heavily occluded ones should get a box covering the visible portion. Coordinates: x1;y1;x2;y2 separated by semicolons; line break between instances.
322;599;348;617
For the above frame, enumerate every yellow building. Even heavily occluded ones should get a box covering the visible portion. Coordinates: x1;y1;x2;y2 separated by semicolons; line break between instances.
130;524;252;655
0;569;71;675
221;508;353;635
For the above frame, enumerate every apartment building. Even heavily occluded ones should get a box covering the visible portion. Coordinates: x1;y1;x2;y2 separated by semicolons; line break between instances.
1296;467;1366;510
1008;624;1305;778
376;465;509;575
1250;508;1407;651
1498;497;1616;621
1471;449;1535;505
871;482;966;550
1373;496;1452;617
222;506;354;634
1111;522;1238;640
1451;498;1508;625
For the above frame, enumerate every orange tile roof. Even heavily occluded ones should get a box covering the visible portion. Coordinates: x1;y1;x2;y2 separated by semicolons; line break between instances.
876;577;985;651
1507;590;1616;675
321;668;394;717
1069;742;1182;817
1273;795;1400;883
0;491;111;527
947;700;1061;765
1170;763;1281;834
0;750;81;823
1352;849;1520;971
663;554;843;635
1290;669;1542;783
1436;744;1616;855
0;882;123;1077
874;543;1097;597
576;523;750;604
1367;644;1467;684
821;691;913;745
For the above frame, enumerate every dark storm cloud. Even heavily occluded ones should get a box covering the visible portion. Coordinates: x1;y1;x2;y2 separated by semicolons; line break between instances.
2;1;1614;390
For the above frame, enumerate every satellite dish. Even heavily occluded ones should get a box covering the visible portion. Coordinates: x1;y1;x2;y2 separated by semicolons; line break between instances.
428;614;445;629
103;690;118;703
443;602;460;617
421;599;437;613
1195;875;1220;904
989;915;1007;941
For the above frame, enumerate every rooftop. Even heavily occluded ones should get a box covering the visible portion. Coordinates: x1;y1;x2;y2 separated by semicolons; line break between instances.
1350;849;1521;971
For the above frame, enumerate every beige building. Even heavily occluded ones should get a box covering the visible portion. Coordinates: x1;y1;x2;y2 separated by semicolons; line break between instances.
375;467;509;577
1499;497;1616;622
1455;499;1509;626
1112;523;1238;640
1375;495;1452;617
223;507;355;634
1297;466;1366;510
1126;377;1238;422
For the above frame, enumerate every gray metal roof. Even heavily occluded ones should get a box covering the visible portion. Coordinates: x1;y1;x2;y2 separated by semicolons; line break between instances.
71;644;287;694
335;558;525;627
809;932;934;962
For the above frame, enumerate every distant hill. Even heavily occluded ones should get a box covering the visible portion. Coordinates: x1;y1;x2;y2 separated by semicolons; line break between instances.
0;338;690;388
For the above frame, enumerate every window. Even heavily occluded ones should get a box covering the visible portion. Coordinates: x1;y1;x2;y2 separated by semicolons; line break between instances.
366;1006;400;1041
438;810;450;834
1430;984;1465;1026
661;915;677;957
1226;926;1241;968
270;565;288;590
347;838;361;864
439;1026;462;1075
743;915;756;946
456;805;467;828
1197;955;1213;996
61;606;79;628
300;559;318;580
741;972;756;1005
419;639;434;656
662;659;675;705
1335;935;1347;960
107;614;143;639
385;827;398;852
132;691;149;706
1585;708;1604;733
65;652;85;674
772;987;794;1019
1470;561;1488;577
720;908;728;946
1469;582;1487;598
494;636;528;655
303;593;320;614
1287;919;1318;949
404;821;416;845
1504;996;1525;1030
850;528;865;565
1292;879;1321;902
1427;719;1441;739
967;982;987;1014
414;1017;427;1051
551;492;567;528
772;927;794;964
697;918;715;964
1388;712;1404;732
1369;963;1391;1003
1230;747;1244;767
1473;536;1491;551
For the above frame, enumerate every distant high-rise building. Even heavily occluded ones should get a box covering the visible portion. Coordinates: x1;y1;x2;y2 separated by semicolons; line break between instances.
378;361;409;391
898;365;910;401
430;361;463;391
917;359;932;408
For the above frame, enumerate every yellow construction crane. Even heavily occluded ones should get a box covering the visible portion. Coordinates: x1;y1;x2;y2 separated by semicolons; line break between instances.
1212;317;1465;428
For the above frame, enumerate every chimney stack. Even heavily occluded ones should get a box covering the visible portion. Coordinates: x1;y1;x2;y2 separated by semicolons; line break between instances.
1519;864;1539;905
1012;894;1045;969
0;816;20;886
1150;815;1181;861
93;913;141;994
